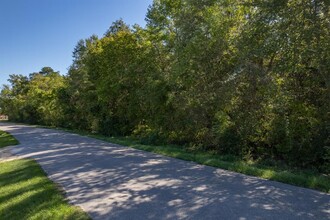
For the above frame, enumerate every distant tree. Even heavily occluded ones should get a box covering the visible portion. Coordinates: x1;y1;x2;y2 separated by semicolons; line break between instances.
104;19;130;37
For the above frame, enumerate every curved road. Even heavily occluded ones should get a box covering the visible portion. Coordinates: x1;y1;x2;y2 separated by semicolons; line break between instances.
1;123;329;220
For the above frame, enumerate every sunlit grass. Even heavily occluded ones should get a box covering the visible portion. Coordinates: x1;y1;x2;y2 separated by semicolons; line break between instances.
0;129;89;219
0;159;90;220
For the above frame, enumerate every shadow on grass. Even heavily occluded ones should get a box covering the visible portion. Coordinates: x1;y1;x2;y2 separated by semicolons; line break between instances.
0;159;90;220
0;162;43;187
0;130;19;148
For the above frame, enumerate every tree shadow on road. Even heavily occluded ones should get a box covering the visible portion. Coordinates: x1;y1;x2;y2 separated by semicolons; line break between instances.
2;124;330;220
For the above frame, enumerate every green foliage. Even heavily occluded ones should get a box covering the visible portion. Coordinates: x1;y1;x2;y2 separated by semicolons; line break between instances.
0;68;65;126
1;1;329;173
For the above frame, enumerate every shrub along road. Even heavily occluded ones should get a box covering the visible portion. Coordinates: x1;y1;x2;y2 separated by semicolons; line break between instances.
0;123;329;220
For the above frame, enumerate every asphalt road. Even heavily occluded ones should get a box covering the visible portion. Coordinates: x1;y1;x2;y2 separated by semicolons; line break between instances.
1;123;329;220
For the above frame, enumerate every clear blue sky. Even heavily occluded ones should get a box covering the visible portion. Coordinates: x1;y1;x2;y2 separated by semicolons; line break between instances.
0;0;153;86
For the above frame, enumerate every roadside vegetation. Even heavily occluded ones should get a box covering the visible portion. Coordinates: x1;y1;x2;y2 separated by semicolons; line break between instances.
0;130;19;148
0;159;90;220
0;131;90;219
53;128;329;193
1;1;329;191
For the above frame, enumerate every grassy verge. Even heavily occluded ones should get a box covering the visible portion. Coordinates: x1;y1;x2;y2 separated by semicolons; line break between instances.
0;129;90;219
0;159;90;220
0;130;19;148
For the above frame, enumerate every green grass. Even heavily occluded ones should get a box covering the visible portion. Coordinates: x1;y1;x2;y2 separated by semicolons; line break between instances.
0;130;19;148
0;159;90;220
0;129;89;219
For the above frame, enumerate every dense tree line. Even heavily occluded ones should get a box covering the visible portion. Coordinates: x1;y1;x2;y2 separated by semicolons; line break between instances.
1;0;329;173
